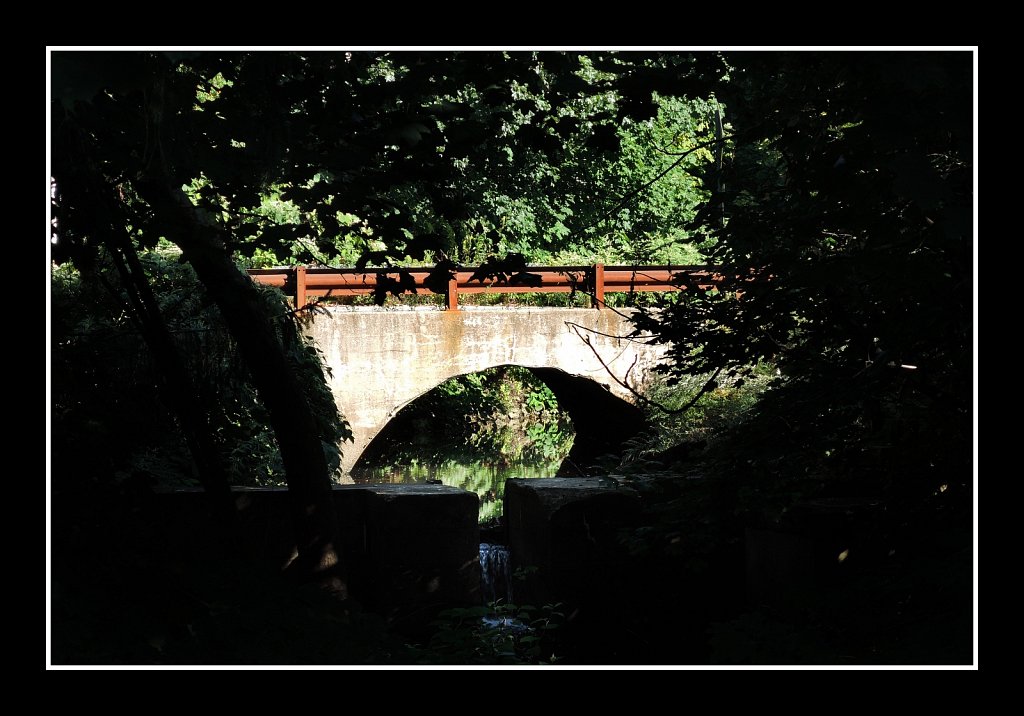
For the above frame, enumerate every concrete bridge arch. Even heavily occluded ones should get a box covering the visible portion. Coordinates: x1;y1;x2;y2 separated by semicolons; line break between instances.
305;306;669;475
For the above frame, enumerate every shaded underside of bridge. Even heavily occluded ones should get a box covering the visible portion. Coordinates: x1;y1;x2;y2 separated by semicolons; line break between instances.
529;367;645;473
305;306;668;475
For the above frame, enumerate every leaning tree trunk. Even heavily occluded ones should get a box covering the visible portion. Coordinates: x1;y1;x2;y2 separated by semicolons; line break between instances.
108;237;237;524
53;130;236;523
136;174;346;595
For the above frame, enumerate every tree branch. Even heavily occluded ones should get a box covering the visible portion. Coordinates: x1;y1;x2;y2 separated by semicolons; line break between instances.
563;320;658;344
566;321;723;415
596;133;735;224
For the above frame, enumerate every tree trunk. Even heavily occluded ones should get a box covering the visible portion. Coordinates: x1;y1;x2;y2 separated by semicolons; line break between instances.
108;239;237;524
136;175;347;595
53;130;236;523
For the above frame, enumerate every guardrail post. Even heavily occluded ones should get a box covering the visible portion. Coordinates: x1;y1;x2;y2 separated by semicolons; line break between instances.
295;265;307;309
446;276;459;311
592;263;605;309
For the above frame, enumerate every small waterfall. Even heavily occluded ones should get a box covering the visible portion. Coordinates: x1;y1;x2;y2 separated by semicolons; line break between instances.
479;543;512;605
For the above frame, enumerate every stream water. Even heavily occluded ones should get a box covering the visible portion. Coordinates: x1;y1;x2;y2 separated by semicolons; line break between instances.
478;542;527;630
479;543;513;605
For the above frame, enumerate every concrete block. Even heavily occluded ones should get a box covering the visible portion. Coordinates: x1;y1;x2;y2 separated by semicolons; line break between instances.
154;485;480;625
504;477;640;606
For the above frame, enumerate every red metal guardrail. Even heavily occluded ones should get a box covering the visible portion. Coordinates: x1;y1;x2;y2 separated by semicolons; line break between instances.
247;264;735;310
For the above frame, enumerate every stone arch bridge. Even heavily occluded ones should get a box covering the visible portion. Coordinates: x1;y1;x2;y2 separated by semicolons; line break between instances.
308;306;666;474
250;264;730;474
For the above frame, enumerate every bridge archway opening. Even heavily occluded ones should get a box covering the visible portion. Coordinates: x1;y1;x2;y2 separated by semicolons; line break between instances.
351;363;647;479
353;365;573;474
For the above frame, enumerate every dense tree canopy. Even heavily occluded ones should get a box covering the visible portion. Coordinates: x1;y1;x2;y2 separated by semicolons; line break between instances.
52;51;724;266
632;51;973;499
